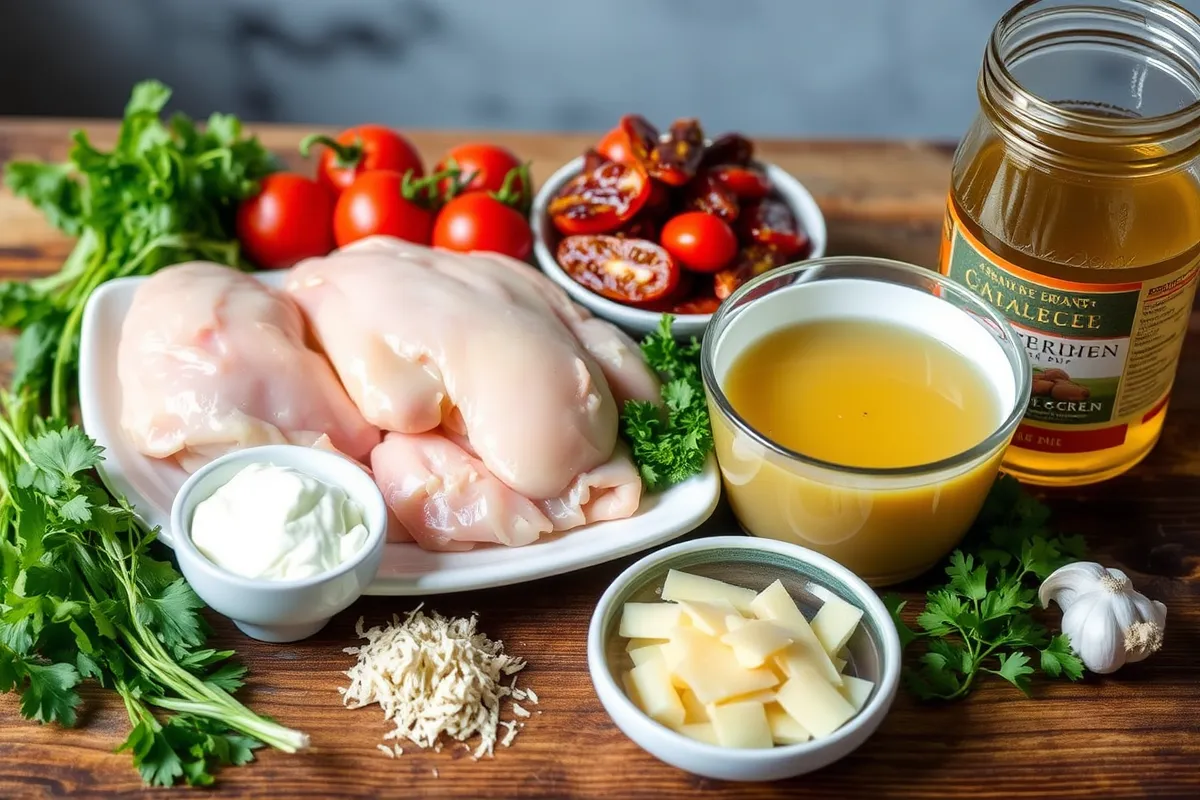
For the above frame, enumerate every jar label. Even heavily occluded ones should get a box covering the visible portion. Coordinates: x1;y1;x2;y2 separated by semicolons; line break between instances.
939;202;1199;454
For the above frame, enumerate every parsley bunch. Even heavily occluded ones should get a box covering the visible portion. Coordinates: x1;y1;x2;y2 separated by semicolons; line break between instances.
0;422;309;785
0;81;304;786
0;79;275;422
621;315;714;491
884;476;1088;700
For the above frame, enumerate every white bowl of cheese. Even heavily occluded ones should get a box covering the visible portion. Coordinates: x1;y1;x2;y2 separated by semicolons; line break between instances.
587;536;900;782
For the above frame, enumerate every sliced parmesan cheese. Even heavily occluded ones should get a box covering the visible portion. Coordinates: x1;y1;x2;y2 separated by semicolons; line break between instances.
620;602;685;639
662;569;757;613
629;644;666;668
615;570;868;751
679;688;709;724
716;687;777;706
629;659;686;728
811;594;864;656
839;674;875;711
622;671;643;708
709;701;773;749
340;608;531;759
765;702;811;745
670;628;778;704
776;667;857;739
677;599;738;636
677;722;719;745
626;637;668;653
720;619;794;668
751;581;843;686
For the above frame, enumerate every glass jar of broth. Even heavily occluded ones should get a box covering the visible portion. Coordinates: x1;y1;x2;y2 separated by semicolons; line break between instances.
941;0;1200;486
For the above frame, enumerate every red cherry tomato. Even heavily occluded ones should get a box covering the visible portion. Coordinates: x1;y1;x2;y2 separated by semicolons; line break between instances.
711;165;770;200
660;211;738;274
556;235;680;305
596;126;634;164
432;192;532;260
548;162;652;235
739;199;810;257
300;125;424;195
436;142;524;197
236;173;335;269
333;170;435;248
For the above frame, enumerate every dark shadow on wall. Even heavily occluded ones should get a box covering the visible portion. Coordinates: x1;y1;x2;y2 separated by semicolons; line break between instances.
0;0;444;120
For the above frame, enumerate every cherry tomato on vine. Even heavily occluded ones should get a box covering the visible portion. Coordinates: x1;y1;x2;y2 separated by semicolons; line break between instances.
556;235;680;304
660;211;738;274
436;143;525;198
300;125;423;195
333;170;435;247
235;173;335;269
433;192;533;260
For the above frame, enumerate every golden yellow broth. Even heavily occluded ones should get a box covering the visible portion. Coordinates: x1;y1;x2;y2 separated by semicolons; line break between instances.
723;320;1001;469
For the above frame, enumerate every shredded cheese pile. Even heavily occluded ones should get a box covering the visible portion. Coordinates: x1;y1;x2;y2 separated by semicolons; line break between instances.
339;606;536;759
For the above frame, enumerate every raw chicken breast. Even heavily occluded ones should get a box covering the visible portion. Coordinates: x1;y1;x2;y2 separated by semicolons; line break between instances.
371;432;551;551
371;431;644;550
460;249;662;407
118;262;380;471
287;237;649;550
288;237;634;499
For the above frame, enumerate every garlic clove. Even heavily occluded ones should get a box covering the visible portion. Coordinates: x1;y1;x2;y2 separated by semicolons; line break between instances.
1060;592;1127;674
1123;597;1167;665
1039;561;1108;611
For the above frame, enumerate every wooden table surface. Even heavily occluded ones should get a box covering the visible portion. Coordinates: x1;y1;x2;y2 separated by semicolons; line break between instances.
0;121;1196;800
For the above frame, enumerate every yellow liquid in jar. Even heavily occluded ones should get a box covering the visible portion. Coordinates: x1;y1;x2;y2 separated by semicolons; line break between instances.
949;136;1200;485
712;319;1008;586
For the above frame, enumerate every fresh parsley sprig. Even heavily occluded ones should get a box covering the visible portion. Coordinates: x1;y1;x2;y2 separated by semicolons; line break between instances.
621;315;714;491
884;475;1088;701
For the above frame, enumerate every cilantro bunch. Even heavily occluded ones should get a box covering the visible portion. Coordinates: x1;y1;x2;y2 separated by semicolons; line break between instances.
622;315;714;491
0;81;305;786
885;476;1088;700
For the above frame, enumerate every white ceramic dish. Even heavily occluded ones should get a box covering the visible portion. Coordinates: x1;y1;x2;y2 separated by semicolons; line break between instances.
172;445;389;643
78;273;722;596
531;156;827;339
587;536;900;782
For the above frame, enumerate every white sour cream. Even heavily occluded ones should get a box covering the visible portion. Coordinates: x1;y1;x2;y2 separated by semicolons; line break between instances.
191;462;369;581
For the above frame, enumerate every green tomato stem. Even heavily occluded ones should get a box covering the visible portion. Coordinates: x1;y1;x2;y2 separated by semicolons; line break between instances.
298;133;362;170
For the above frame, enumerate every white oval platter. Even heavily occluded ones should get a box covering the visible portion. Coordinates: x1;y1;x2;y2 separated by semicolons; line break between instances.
78;272;721;596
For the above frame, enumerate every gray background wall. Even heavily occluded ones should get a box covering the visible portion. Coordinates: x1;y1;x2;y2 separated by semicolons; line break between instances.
3;0;1200;138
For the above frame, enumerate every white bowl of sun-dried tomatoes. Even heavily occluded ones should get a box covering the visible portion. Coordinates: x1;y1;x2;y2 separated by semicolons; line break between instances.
531;116;826;338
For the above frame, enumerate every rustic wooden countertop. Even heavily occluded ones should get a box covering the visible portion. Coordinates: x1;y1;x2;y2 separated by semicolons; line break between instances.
0;121;1195;800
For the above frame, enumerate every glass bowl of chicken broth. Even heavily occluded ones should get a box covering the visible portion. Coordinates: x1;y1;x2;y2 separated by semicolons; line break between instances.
701;257;1030;586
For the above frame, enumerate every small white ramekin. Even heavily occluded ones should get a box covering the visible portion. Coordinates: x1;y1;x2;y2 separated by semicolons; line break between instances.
170;445;388;643
587;535;900;782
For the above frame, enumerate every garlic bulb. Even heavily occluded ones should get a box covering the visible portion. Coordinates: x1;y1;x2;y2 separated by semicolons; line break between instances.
1039;562;1167;675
